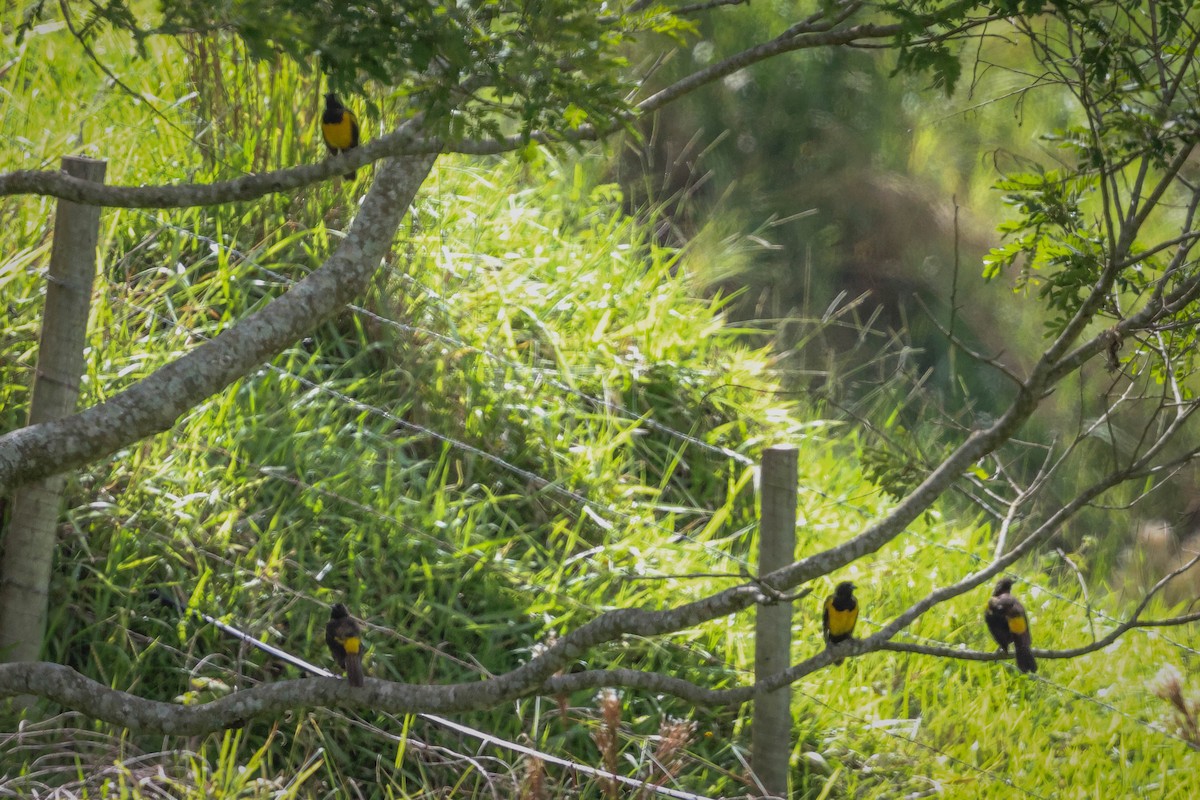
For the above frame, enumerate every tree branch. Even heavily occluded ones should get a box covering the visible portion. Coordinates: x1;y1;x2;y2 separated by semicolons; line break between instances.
0;137;438;495
0;7;995;209
0;123;447;208
637;21;903;114
8;594;1199;735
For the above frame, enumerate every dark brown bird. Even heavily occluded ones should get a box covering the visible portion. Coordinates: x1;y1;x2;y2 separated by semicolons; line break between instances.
321;93;360;179
822;581;859;664
325;603;365;687
985;577;1037;673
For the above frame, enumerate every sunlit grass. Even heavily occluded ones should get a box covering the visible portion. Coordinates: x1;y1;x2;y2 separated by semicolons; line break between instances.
3;5;1200;799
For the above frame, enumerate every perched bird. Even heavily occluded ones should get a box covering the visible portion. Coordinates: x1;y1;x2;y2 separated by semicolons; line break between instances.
321;93;360;179
985;577;1037;673
822;581;859;664
325;603;365;687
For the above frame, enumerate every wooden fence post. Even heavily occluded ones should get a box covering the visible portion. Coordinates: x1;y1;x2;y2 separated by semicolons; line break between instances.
0;156;107;668
751;444;798;798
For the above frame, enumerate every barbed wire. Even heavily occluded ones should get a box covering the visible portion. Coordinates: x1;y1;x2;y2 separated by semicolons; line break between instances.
111;208;766;547
96;224;1200;680
78;284;760;708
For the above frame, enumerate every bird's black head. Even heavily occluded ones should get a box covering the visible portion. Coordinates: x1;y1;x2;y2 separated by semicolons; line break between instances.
329;603;350;619
993;577;1015;595
324;93;343;109
834;581;856;597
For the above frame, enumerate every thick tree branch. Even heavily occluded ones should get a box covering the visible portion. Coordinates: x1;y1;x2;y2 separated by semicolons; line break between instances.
0;135;438;495
0;665;510;735
5;435;1197;732
7;594;1198;734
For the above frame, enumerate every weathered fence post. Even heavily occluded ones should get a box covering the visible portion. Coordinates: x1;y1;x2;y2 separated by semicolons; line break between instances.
0;156;107;668
751;444;798;799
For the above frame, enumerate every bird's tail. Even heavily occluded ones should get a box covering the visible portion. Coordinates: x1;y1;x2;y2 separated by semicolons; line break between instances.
1013;634;1037;674
344;651;364;686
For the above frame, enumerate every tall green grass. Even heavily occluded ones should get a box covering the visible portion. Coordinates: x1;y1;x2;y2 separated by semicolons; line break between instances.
3;7;1200;799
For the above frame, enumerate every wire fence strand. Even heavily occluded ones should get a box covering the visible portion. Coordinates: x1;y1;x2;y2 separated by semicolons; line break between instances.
17;204;1197;797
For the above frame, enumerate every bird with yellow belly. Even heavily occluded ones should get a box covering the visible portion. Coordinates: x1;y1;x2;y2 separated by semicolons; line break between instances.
321;93;360;180
822;581;859;665
325;603;365;687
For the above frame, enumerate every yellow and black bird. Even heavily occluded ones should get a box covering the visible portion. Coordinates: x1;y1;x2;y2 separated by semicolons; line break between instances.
985;577;1037;673
325;603;365;687
822;581;859;664
321;93;360;179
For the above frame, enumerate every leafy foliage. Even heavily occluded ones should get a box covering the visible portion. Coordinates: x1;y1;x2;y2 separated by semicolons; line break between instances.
977;3;1200;345
23;0;692;142
860;431;932;503
10;0;1200;796
983;168;1111;330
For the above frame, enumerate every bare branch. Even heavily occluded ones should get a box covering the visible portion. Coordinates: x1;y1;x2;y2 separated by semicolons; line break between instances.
637;21;903;114
0;122;447;208
670;0;748;15
913;293;1023;386
881;562;1200;665
862;397;1200;657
